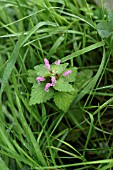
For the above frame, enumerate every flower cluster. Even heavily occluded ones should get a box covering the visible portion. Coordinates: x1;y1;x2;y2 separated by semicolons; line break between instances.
36;58;72;92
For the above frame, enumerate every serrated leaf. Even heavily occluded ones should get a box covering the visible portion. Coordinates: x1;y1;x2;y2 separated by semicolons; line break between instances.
74;69;93;89
54;77;75;92
27;77;36;84
27;70;37;83
97;20;112;38
64;67;78;82
51;63;69;74
29;83;54;105
34;64;50;77
54;92;76;112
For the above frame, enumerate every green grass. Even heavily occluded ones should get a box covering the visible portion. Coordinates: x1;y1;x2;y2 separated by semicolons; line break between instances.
0;0;113;169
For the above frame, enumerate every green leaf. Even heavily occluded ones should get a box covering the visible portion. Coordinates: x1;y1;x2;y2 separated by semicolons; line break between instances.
97;11;113;38
108;11;113;24
0;34;25;101
68;104;84;128
74;69;93;89
31;0;45;7
0;157;9;170
54;92;76;112
49;0;65;4
29;83;54;105
108;11;113;28
47;34;65;58
51;63;69;74
54;77;75;92
27;70;37;83
97;20;112;38
34;64;50;77
64;67;78;82
61;41;105;62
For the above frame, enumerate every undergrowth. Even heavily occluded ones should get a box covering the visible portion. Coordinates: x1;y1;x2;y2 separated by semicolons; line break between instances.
0;0;113;169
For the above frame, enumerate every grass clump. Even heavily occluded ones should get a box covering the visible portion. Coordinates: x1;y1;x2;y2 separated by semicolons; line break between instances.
0;0;113;169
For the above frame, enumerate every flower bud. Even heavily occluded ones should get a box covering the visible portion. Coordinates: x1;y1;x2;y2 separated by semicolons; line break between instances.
44;58;50;70
36;76;45;84
55;60;60;65
45;83;51;92
63;70;72;76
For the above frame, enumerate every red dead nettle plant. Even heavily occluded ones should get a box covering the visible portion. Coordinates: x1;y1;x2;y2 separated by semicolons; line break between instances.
28;58;78;111
36;58;72;92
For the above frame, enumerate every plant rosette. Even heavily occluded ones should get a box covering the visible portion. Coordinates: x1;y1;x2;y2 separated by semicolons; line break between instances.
27;58;78;111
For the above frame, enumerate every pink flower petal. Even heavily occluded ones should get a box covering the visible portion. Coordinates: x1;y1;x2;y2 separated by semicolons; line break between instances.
55;60;60;65
63;70;72;76
45;83;51;92
36;76;45;84
51;77;56;86
44;58;50;70
44;58;49;65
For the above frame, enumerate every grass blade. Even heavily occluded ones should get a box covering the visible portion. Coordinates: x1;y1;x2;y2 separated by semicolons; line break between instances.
61;41;105;62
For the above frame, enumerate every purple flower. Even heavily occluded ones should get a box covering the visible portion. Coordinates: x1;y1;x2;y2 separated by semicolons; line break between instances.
45;83;52;92
44;58;50;70
51;77;56;86
55;60;60;65
36;58;73;92
36;76;45;84
63;70;72;76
